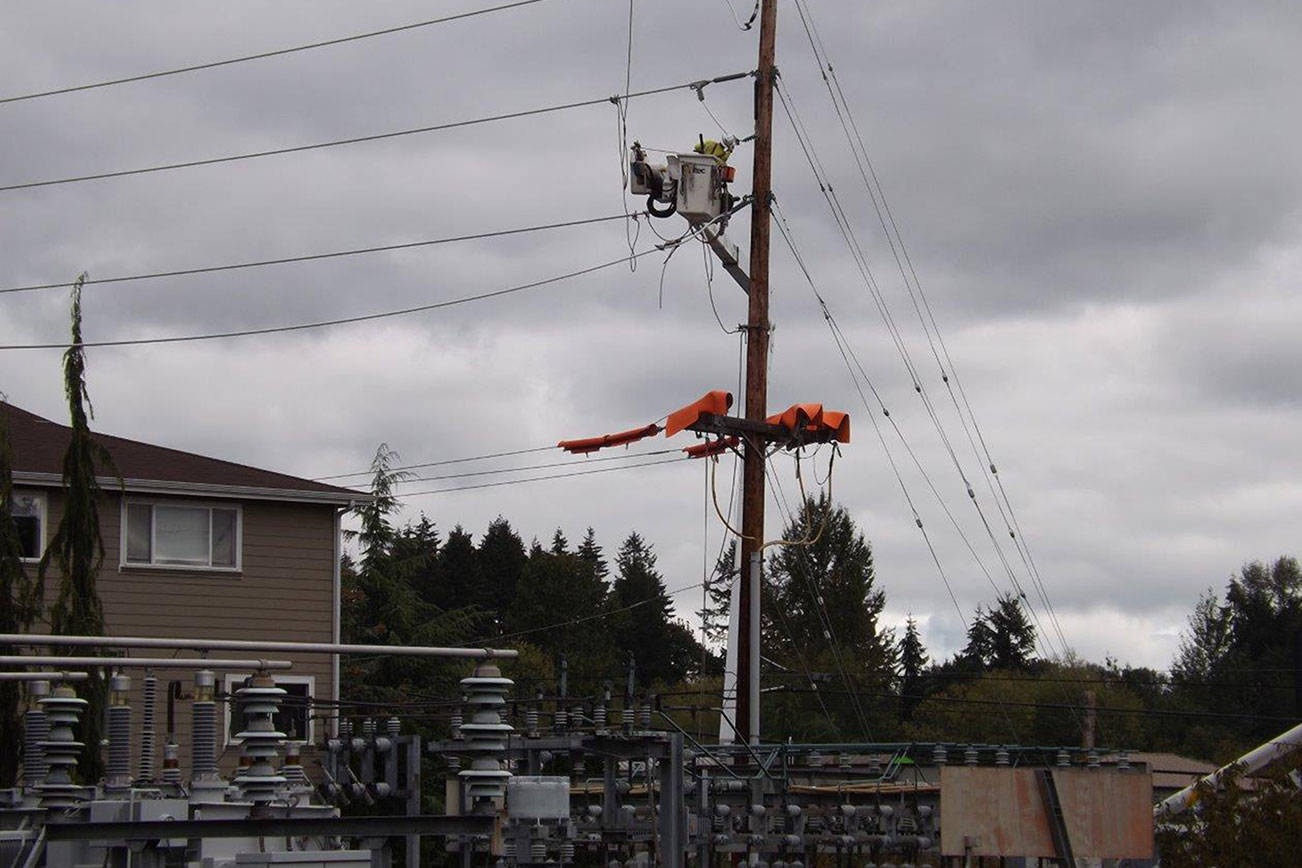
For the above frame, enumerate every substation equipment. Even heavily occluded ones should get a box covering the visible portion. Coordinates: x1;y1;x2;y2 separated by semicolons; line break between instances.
1;635;1154;867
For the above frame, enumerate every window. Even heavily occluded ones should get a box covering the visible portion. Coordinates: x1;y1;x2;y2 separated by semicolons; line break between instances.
11;491;45;561
223;674;314;744
123;502;240;569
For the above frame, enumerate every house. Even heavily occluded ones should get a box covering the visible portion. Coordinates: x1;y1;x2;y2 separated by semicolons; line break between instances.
3;400;364;773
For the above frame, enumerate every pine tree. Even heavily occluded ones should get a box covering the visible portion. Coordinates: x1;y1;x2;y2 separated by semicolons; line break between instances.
898;615;929;718
987;593;1037;670
0;406;43;785
576;527;608;587
508;549;613;679
550;529;569;555
39;274;116;781
611;533;696;684
435;525;480;611
478;517;527;626
961;605;994;669
699;542;737;646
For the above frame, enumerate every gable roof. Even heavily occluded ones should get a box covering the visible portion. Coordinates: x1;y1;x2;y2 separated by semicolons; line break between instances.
3;401;363;506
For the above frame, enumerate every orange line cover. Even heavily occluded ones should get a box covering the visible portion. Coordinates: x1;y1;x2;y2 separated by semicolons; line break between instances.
683;436;739;459
557;423;662;455
665;390;734;438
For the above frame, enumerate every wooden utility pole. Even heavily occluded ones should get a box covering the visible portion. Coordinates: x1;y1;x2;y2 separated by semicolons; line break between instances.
736;0;777;746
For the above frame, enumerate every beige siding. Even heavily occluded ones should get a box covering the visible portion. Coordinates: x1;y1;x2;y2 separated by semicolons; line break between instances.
35;489;337;778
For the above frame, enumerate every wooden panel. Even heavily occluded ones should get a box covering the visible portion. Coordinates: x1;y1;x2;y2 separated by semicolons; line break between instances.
941;766;1153;859
1052;768;1153;859
941;767;1056;857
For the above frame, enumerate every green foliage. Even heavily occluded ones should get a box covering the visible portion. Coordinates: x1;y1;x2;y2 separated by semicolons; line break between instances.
699;542;736;648
610;533;699;685
1156;757;1302;867
0;405;43;785
39;274;116;782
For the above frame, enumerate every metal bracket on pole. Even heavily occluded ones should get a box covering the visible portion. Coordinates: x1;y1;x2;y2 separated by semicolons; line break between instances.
697;221;750;295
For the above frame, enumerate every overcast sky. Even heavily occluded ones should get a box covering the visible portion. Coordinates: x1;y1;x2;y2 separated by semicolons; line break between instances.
3;1;1299;669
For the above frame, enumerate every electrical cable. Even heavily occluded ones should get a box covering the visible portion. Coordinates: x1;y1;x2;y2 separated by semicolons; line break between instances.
0;204;749;350
0;71;754;193
0;213;641;296
316;446;553;480
393;447;681;483
0;1;554;106
791;0;1071;657
398;454;688;497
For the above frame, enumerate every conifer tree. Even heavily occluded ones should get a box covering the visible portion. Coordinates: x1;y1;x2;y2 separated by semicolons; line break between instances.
898;615;928;719
611;533;697;684
478;517;527;628
987;593;1037;670
0;406;42;785
700;542;737;646
576;527;608;587
550;529;569;555
39;274;116;781
436;525;480;611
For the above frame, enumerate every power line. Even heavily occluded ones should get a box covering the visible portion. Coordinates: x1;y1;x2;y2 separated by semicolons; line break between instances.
0;72;753;193
790;0;1071;658
316;446;555;481
0;1;553;106
0;213;640;296
0;245;663;351
394;447;682;484
398;455;689;497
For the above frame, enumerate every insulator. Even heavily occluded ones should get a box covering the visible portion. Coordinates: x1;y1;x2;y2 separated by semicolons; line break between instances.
387;716;401;738
1087;750;1099;769
963;746;978;766
622;705;634;729
38;684;89;808
191;670;219;783
234;672;288;803
282;741;310;788
138;672;158;782
1118;750;1131;771
638;699;651;730
594;697;607;730
560;841;575;863
995;747;1010;766
554;707;567;731
107;673;133;792
504;841;517;859
363;718;377;739
931;744;947;765
807;750;821;767
22;680;50;789
531;839;547;862
1056;748;1070;767
339;718;352;739
458;662;513;809
162;740;182;785
526;705;540;735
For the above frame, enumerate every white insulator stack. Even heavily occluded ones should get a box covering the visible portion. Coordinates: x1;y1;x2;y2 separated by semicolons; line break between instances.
38;684;89;809
281;741;310;788
526;703;540;737
594;694;607;730
554;705;567;732
162;741;182;785
22;680;50;790
107;673;133;793
387;716;400;739
932;744;948;765
963;746;978;766
458;662;513;810
561;841;575;863
191;670;220;785
622;702;634;729
448;706;463;772
233;672;288;804
638;698;651;730
995;746;1010;767
138;672;157;782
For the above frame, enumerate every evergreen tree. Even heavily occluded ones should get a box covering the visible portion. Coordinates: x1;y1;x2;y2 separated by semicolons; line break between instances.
393;515;441;607
898;615;928;718
478;517;527;626
39;274;116;781
987;593;1037;670
550;529;569;555
576;527;608;587
961;606;994;668
0;406;43;785
508;548;613;679
699;542;737;647
611;533;696;684
435;525;480;611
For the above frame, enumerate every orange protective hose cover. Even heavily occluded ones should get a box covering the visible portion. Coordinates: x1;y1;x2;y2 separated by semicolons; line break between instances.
557;423;662;455
665;390;734;438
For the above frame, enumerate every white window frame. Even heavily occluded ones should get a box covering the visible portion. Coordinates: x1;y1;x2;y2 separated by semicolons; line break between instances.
119;499;243;572
222;673;315;745
11;489;47;563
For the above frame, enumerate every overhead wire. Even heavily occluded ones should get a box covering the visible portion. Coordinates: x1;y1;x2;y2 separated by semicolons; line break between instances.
398;454;689;497
0;1;554;106
392;447;682;483
790;0;1070;657
0;205;749;351
316;446;553;481
773;79;1065;665
0;213;642;297
0;71;754;193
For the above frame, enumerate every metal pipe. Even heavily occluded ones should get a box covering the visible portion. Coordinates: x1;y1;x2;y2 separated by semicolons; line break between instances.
1156;720;1302;818
0;655;293;670
0;671;89;681
0;633;518;659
